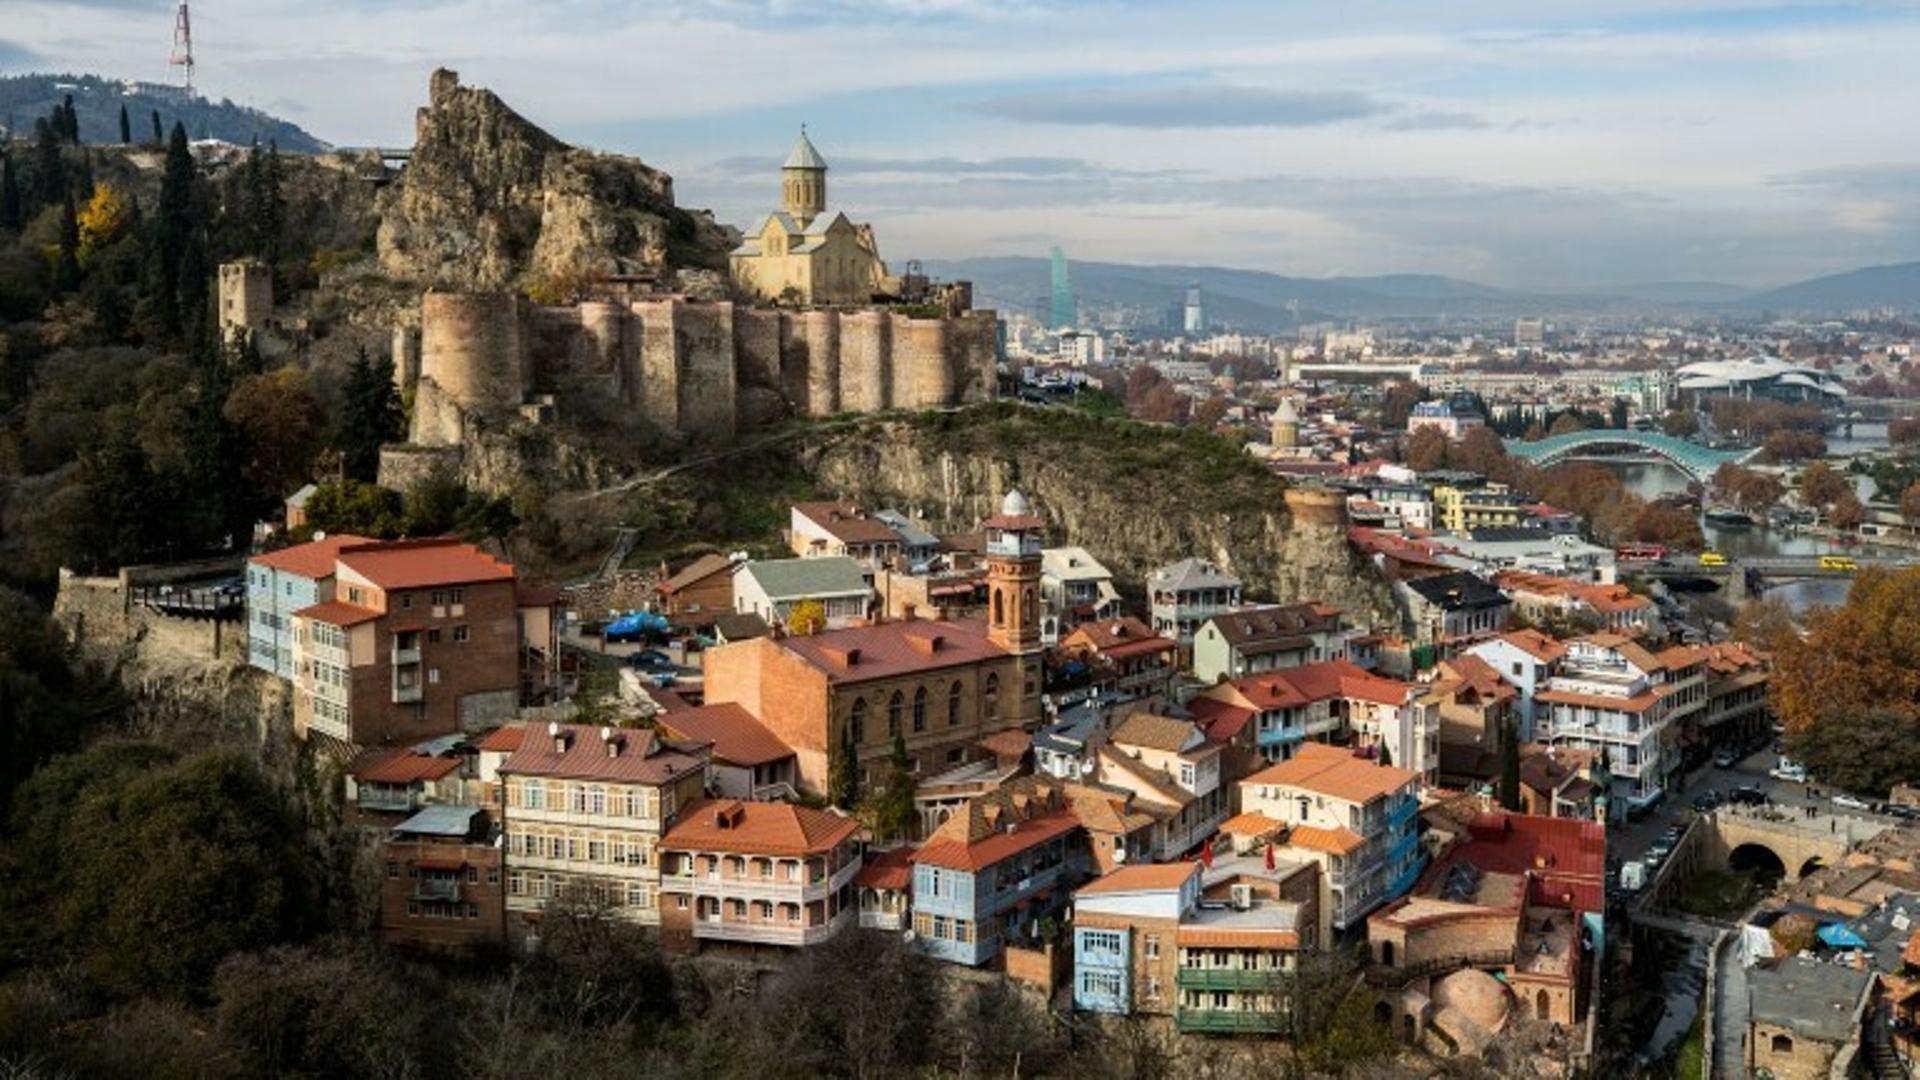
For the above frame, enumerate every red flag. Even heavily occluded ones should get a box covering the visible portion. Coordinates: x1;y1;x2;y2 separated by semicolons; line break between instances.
1201;836;1214;868
1265;843;1276;872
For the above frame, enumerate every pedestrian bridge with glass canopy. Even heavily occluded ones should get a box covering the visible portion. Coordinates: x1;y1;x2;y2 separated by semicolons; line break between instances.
1503;429;1757;483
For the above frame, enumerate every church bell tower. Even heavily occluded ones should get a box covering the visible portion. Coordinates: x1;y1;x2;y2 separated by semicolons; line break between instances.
984;490;1043;656
781;128;828;227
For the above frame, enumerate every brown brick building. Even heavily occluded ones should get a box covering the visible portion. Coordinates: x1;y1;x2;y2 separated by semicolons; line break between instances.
289;539;559;749
656;553;739;629
379;804;507;952
702;490;1047;799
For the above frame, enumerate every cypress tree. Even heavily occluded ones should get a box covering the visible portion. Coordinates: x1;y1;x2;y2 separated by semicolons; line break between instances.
828;724;858;809
84;423;161;571
0;153;19;232
151;122;197;340
53;191;80;292
118;103;131;144
61;95;78;143
1499;721;1522;811
150;109;163;146
32;117;62;207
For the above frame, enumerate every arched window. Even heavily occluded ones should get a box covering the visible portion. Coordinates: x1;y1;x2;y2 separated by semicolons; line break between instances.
1535;989;1550;1022
888;691;903;738
984;673;1000;720
912;687;928;733
1022;588;1035;623
992;588;1004;626
1771;1034;1793;1054
849;699;867;746
948;681;963;727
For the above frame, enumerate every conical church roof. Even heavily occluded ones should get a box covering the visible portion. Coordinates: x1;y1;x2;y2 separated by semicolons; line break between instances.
783;129;827;170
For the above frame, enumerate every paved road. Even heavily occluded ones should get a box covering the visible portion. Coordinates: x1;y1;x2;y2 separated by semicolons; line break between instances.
1612;743;1902;870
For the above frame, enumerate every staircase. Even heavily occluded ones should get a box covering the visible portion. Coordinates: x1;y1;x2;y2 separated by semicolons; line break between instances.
1865;1003;1908;1080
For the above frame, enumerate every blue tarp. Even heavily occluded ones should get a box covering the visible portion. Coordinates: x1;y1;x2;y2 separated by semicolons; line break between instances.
1817;923;1870;950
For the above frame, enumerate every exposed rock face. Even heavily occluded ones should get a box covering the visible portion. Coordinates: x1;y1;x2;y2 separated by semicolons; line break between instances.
376;69;733;290
799;409;1396;624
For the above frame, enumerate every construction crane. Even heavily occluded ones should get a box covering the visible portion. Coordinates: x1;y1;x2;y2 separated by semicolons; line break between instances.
169;1;194;94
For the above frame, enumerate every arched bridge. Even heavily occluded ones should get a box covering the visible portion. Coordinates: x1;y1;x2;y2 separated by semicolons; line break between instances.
1504;430;1757;482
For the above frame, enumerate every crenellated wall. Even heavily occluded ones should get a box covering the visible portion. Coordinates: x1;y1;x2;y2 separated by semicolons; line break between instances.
402;292;997;448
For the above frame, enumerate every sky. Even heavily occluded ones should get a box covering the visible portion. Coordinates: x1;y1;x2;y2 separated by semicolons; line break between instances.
5;1;1919;290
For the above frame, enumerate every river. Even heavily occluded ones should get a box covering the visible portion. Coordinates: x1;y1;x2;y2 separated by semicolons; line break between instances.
1603;421;1893;612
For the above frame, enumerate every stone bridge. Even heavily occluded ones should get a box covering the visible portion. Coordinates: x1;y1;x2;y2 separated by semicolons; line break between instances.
1636;808;1883;915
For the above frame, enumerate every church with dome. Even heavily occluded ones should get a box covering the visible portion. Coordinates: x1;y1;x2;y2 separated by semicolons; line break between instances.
729;130;891;305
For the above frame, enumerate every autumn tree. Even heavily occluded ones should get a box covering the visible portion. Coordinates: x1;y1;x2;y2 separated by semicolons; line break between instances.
76;184;132;262
1380;382;1427;429
1403;425;1450;472
1762;429;1826;462
1829;489;1866;530
786;598;827;636
1661;409;1700;437
224;366;324;498
1772;567;1920;753
1452;424;1509;476
1901;481;1920;526
1798;462;1851;509
1629;502;1705;550
1890;417;1920;447
1547;411;1587;437
1733;596;1798;653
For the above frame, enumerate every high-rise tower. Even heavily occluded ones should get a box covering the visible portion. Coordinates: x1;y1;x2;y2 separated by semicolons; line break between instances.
1049;246;1075;330
170;1;195;94
781;128;827;227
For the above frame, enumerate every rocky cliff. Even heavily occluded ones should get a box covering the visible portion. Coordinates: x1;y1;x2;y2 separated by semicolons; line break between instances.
800;406;1396;623
376;69;735;291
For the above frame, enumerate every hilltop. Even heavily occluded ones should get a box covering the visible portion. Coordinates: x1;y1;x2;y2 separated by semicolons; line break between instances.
0;73;329;152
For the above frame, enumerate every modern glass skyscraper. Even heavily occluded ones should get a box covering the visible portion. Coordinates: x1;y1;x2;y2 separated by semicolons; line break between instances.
1048;246;1075;330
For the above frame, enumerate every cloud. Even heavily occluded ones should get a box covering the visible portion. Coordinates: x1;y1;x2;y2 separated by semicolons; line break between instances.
1381;109;1490;131
0;40;40;72
967;83;1391;129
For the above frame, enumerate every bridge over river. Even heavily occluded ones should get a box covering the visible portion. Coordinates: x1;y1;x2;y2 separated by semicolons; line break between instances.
1633;553;1920;599
1504;429;1758;483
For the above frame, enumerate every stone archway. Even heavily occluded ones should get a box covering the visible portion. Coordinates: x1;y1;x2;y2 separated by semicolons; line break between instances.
1729;842;1787;888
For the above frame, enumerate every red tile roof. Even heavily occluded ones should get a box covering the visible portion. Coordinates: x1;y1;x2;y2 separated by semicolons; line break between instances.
474;725;526;752
1242;742;1418;805
337;539;516;590
500;723;705;785
1486;628;1569;663
912;807;1081;871
250;534;374;579
1205;659;1413;712
1189;697;1255;744
1287;824;1367;855
1061;617;1174;660
1423;810;1607;915
661;798;859;857
856;845;915;891
348;747;462;783
775;618;1008;684
1218;811;1286;837
293;599;381;626
793;501;903;545
656;704;794;768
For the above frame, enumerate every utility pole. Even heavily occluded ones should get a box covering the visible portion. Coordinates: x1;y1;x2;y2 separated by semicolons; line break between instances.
169;1;195;95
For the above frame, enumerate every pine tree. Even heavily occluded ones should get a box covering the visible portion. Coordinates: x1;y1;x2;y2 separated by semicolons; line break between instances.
0;153;19;232
336;346;405;481
53;191;80;292
118;104;131;144
181;312;254;552
32;116;62;207
61;95;79;143
150;109;164;146
82;423;160;572
1378;744;1392;769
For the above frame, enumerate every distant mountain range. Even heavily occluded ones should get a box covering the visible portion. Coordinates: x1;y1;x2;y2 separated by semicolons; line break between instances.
0;73;329;153
922;256;1920;328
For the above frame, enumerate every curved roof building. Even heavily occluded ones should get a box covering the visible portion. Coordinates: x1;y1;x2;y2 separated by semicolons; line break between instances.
1674;355;1846;404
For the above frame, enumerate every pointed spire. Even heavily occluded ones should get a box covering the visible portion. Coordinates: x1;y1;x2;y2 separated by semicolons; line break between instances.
784;127;827;171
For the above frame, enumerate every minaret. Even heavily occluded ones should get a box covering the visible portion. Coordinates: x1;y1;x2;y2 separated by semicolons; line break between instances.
781;128;828;227
984;490;1044;727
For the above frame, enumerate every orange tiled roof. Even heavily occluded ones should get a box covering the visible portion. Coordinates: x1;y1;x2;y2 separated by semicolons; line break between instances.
1536;687;1662;713
1062;616;1174;659
776;618;1007;684
500;723;705;785
348;747;462;783
1287;824;1367;855
793;501;903;545
1490;628;1569;663
913;807;1081;871
661;798;859;857
1176;926;1301;949
474;725;526;752
1242;742;1417;805
292;599;380;626
1219;812;1286;837
656;703;793;767
1110;712;1203;754
856;845;915;891
337;538;516;590
250;534;374;579
1077;862;1200;895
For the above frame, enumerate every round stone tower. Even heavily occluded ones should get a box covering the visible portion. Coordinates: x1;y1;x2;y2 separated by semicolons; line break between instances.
413;291;523;444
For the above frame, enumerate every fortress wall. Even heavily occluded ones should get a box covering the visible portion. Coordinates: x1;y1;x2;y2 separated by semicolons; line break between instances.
950;310;999;403
894;316;952;409
419;291;524;419
578;302;625;380
675;300;738;441
734;307;781;395
632;299;682;432
391;325;422;394
796;310;841;416
409;376;467;446
839;310;890;413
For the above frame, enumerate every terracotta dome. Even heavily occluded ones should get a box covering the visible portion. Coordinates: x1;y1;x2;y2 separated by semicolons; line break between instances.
1430;968;1511;1033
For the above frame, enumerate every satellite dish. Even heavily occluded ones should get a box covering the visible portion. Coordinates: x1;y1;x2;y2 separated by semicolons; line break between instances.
1114;848;1128;864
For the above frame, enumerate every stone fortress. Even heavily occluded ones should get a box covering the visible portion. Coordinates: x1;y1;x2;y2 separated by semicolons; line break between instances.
363;73;997;471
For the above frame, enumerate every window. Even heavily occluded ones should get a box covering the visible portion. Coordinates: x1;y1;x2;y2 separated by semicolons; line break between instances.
522;780;545;810
1082;929;1123;954
386;861;398;879
428;668;441;685
453;625;470;643
1770;1033;1793;1054
849;699;867;746
888;691;903;738
984;673;1000;719
948;681;963;727
1145;934;1160;960
912;687;928;733
400;594;412;609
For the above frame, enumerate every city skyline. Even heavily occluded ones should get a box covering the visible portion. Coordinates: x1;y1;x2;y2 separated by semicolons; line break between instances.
4;1;1919;289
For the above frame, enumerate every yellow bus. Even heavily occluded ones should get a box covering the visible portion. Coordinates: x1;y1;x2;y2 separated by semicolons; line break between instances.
1819;555;1858;571
1698;551;1728;567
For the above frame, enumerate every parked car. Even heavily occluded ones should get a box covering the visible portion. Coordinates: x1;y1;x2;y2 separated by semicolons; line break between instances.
648;671;678;688
1713;748;1739;769
1770;764;1807;783
1619;861;1647;892
1728;785;1768;806
1885;804;1920;822
1831;792;1871;811
626;649;675;671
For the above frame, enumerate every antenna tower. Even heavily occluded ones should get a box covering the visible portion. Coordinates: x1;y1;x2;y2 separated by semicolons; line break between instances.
169;1;195;94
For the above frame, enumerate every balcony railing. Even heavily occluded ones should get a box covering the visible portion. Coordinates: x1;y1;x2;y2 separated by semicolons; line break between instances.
412;877;462;902
359;788;416;813
1177;968;1287;991
1176;1007;1286;1035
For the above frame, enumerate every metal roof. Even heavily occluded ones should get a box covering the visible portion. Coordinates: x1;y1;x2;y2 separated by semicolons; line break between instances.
393;803;484;838
741;556;870;600
784;130;827;170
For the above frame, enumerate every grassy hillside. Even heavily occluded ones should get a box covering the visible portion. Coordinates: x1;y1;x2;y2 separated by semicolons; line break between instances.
0;73;328;152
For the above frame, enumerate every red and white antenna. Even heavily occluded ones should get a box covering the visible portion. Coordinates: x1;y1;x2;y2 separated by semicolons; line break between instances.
169;1;195;94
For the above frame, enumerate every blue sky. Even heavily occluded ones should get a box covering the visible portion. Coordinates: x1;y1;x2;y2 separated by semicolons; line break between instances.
6;0;1918;289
